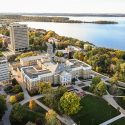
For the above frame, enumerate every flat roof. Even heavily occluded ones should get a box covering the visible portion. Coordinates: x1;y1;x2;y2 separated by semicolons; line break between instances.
22;66;51;79
69;59;91;68
0;57;7;61
20;55;43;62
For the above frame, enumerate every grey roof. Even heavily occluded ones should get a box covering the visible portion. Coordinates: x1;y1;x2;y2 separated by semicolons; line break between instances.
22;66;51;79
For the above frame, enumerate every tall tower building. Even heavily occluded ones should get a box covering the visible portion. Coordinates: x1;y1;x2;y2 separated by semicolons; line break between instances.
9;23;29;53
0;57;9;83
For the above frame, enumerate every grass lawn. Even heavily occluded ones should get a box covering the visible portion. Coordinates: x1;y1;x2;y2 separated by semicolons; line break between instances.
110;117;125;125
71;95;120;125
114;97;125;109
23;102;46;114
10;103;45;125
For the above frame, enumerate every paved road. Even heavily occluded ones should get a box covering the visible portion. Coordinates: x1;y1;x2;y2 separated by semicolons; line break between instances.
20;94;44;105
103;91;125;115
2;95;12;125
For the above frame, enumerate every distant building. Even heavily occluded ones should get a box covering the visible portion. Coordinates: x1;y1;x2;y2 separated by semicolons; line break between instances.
9;23;29;53
66;45;82;52
48;37;59;43
0;57;9;83
46;43;53;55
0;22;7;27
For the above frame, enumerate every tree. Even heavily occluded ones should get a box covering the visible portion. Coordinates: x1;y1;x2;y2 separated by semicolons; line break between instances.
92;76;101;85
60;92;81;115
73;51;84;61
16;92;24;101
0;95;6;119
45;109;57;125
12;85;22;94
52;42;56;53
10;103;25;123
29;100;36;111
55;51;64;57
120;63;125;73
110;72;119;85
10;95;17;104
94;81;107;96
38;82;51;94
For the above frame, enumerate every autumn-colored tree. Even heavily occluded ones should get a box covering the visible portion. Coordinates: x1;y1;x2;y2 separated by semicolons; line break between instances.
110;72;119;85
29;100;36;111
10;95;17;104
60;92;81;115
45;109;57;125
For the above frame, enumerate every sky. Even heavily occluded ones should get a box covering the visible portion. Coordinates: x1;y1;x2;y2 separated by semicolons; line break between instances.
0;0;125;13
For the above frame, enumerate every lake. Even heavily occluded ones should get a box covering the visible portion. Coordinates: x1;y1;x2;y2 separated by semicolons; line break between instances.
19;17;125;50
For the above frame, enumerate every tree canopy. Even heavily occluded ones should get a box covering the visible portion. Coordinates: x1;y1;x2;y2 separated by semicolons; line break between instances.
60;92;81;115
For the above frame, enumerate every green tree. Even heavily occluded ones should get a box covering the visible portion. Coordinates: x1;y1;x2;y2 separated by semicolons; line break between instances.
92;76;101;85
94;81;107;96
110;72;119;85
10;103;25;123
0;95;6;119
60;92;81;115
38;82;51;94
55;51;64;57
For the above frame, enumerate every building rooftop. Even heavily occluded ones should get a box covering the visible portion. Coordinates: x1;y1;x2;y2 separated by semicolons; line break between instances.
20;55;43;62
22;66;51;79
10;23;27;27
69;59;91;68
0;57;7;61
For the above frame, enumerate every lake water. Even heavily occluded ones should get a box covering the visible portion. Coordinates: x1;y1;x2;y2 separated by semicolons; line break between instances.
19;17;125;50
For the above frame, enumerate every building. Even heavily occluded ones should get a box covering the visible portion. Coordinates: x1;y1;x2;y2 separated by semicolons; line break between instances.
46;43;53;55
9;23;29;53
0;57;9;83
66;45;82;52
48;37;59;43
17;54;92;91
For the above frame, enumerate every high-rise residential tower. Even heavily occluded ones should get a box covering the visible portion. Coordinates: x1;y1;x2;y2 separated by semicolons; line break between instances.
9;23;29;53
0;57;9;83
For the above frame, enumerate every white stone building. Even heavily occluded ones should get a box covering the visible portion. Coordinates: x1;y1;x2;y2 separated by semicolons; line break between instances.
18;54;92;91
0;57;9;83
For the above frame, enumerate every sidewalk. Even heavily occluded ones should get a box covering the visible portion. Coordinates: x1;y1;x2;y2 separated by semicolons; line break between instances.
35;99;76;125
100;113;124;125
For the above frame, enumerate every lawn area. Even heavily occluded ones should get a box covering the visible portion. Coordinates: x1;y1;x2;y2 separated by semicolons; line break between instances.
10;103;45;125
71;95;120;125
23;101;46;114
110;117;125;125
114;97;125;109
